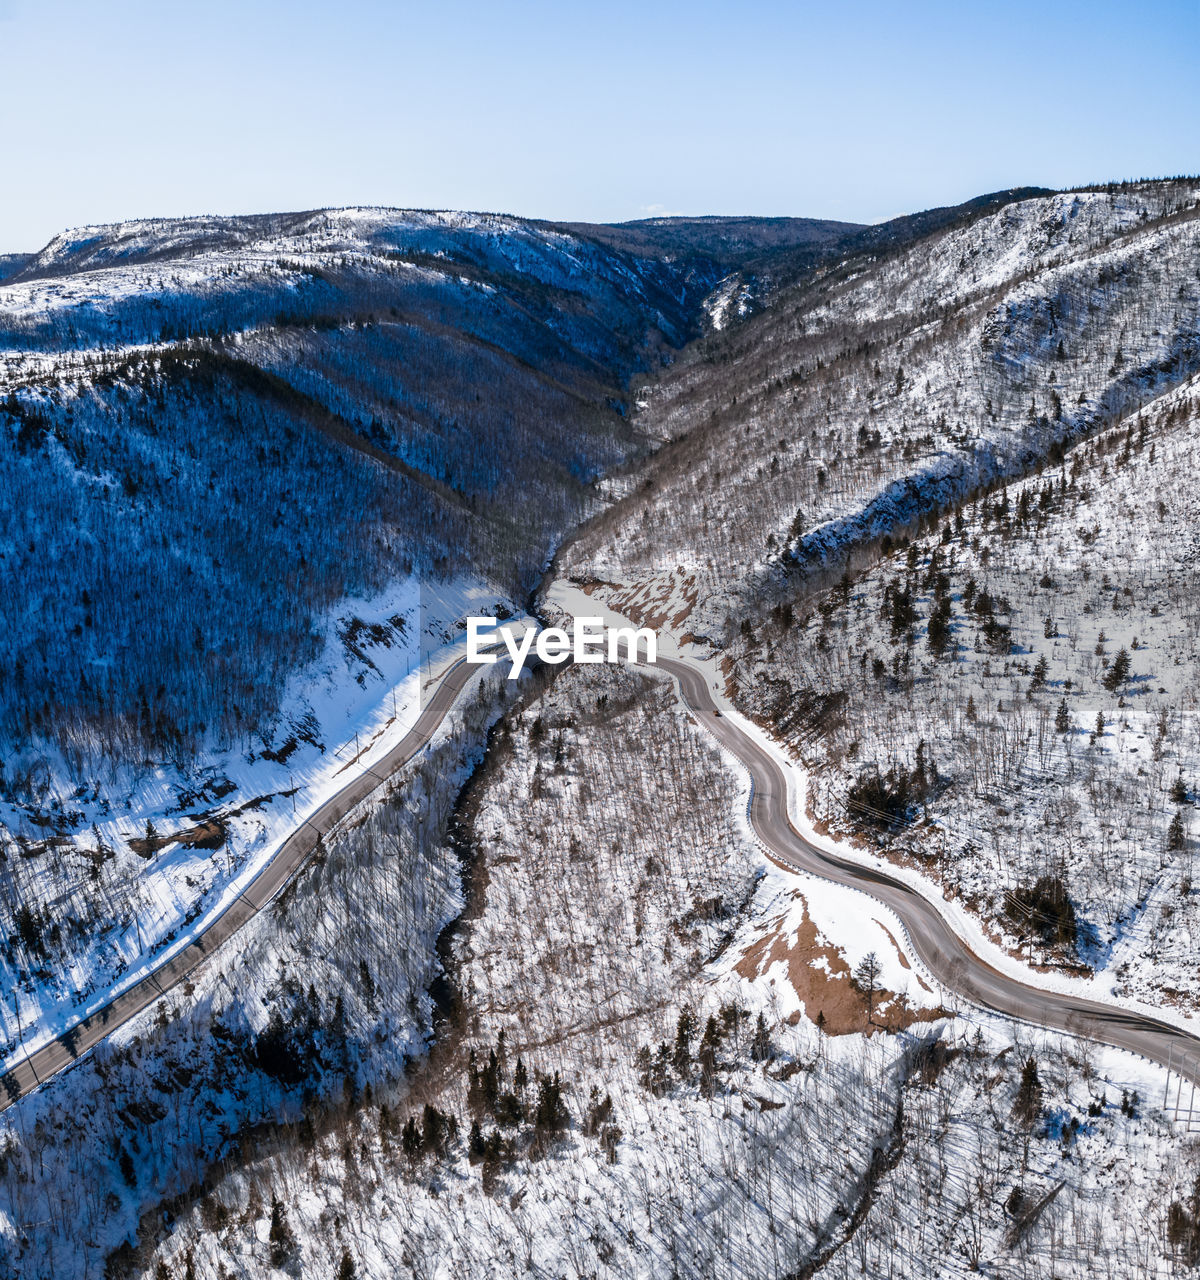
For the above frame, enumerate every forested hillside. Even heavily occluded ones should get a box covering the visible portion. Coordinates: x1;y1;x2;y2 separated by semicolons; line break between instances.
0;207;722;772
0;206;731;1083
6;658;1189;1280
727;376;1200;1007
562;180;1200;621
559;176;1200;1014
6;180;1200;1280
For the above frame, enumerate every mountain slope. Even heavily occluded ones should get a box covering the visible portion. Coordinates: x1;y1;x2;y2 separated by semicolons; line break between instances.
729;374;1200;1007
560;181;1200;626
0;207;717;771
557;177;1200;1013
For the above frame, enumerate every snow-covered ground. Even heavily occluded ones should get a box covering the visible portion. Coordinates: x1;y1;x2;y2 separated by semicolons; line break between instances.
0;648;520;1279
5;183;1200;1277
545;577;1200;1037
133;653;1200;1280
561;183;1200;652
3;594;1195;1279
0;575;519;1074
721;376;1200;1013
555;181;1200;1021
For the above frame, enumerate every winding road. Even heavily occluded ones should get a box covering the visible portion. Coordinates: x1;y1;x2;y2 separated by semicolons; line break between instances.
4;633;1198;1113
0;652;490;1112
660;654;1200;1084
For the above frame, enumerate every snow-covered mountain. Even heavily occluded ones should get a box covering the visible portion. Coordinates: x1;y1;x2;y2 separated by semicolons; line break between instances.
0;207;713;771
562;182;1200;615
562;177;1200;1040
6;181;1200;1280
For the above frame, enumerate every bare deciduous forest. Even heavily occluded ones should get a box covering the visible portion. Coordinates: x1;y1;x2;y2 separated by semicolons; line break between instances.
3;182;1200;1278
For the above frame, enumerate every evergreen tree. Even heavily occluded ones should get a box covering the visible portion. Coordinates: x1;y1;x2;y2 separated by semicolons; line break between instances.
1169;810;1186;852
651;1042;673;1094
1014;1055;1043;1124
927;594;952;655
673;1006;698;1076
268;1197;297;1269
1055;698;1071;734
534;1073;569;1144
1102;647;1131;692
401;1115;422;1163
422;1103;447;1156
697;1015;722;1089
853;951;883;1023
1030;654;1049;691
584;1086;614;1136
467;1049;486;1117
751;1012;771;1060
483;1048;501;1112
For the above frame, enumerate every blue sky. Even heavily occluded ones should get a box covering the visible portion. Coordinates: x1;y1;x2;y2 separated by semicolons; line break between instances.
1;0;1197;249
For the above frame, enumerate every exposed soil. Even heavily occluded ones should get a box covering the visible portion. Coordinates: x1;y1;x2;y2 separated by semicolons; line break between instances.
735;892;950;1035
128;818;226;858
580;571;698;632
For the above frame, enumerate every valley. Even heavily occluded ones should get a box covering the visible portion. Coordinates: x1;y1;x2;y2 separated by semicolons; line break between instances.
2;183;1200;1279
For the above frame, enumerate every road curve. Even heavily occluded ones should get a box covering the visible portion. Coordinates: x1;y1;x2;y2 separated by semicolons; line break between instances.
661;655;1200;1082
0;654;489;1111
7;639;1194;1112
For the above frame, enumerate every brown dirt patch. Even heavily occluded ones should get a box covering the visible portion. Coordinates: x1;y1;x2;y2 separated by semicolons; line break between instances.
128;818;226;858
579;571;699;634
735;893;950;1035
16;834;72;859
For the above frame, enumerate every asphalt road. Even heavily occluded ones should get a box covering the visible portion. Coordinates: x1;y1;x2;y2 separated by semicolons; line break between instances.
661;655;1200;1084
0;654;487;1112
6;639;1196;1112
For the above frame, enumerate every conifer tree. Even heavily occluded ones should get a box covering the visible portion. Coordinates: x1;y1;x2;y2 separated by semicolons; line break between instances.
1014;1056;1043;1124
